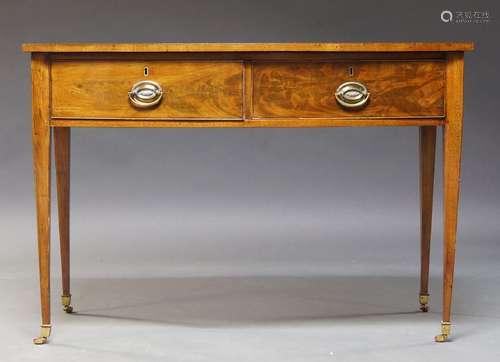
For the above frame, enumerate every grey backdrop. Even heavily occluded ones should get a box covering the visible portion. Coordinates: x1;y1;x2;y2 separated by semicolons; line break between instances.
1;0;498;276
1;0;499;360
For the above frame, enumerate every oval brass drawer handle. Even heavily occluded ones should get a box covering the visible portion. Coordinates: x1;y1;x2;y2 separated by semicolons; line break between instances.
128;80;163;108
335;81;370;109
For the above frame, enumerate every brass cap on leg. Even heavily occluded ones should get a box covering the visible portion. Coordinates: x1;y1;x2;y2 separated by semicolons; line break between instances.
61;294;73;313
435;322;451;342
33;324;51;345
419;294;429;312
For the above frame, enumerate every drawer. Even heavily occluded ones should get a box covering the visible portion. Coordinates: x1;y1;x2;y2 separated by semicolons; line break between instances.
51;60;244;120
252;61;445;118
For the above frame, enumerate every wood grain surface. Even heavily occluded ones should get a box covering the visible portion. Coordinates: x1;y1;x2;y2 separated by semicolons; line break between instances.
419;126;437;300
31;54;52;328
441;52;464;324
22;42;474;53
54;127;71;298
51;60;244;119
253;61;445;118
49;118;444;128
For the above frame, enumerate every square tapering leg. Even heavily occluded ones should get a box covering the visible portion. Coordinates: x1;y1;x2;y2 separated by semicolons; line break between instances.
435;52;464;343
419;126;436;312
32;54;52;344
54;127;73;313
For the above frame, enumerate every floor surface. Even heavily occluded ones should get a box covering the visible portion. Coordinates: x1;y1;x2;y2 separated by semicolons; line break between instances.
2;268;500;361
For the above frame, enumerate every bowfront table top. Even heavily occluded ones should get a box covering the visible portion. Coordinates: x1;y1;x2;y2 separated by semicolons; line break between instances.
24;42;473;345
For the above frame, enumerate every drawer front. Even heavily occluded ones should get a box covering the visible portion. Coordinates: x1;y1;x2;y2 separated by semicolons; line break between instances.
252;61;445;118
51;60;244;119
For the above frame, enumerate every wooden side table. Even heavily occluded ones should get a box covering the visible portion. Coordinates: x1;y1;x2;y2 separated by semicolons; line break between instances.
22;42;474;344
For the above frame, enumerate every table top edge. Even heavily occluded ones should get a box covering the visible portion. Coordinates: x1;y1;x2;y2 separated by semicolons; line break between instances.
21;42;475;53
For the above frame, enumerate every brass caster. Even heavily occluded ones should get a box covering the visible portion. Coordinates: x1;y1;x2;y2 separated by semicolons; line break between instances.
33;336;48;345
419;294;429;312
62;294;74;313
435;322;451;343
33;324;51;345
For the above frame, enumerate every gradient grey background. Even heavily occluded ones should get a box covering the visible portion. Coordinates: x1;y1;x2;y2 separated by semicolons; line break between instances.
1;0;499;361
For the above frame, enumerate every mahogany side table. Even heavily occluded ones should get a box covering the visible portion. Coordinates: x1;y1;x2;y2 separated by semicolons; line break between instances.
22;42;474;344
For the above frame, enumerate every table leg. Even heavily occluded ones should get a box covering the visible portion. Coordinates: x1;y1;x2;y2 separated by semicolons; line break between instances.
54;127;73;313
435;52;464;343
31;54;52;345
419;126;436;312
